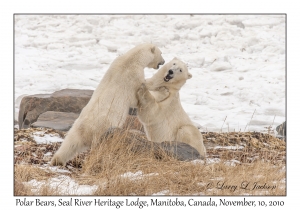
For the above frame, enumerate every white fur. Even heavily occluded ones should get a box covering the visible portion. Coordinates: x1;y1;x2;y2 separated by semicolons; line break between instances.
137;58;206;157
51;43;165;166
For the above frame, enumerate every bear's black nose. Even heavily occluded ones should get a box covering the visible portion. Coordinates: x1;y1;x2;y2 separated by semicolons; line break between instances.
168;70;173;74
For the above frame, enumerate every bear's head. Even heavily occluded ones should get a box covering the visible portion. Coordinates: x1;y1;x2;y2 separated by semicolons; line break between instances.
147;45;165;69
125;43;165;69
146;57;192;90
163;57;192;83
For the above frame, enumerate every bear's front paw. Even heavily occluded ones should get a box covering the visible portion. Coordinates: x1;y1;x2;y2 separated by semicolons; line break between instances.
155;86;170;102
157;86;169;94
50;155;65;166
137;83;147;98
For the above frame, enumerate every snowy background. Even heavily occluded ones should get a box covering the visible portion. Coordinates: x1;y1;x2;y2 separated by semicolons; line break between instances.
14;15;285;133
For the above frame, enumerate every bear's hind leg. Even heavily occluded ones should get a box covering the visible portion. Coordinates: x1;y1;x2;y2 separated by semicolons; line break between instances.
51;128;89;166
176;125;206;158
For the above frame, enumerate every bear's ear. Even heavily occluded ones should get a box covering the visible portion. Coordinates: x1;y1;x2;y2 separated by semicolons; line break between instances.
188;73;193;79
173;57;178;60
151;46;156;53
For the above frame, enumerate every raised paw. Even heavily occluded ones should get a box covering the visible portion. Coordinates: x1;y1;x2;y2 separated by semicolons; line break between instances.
157;86;169;93
137;83;147;98
154;86;169;102
157;86;169;97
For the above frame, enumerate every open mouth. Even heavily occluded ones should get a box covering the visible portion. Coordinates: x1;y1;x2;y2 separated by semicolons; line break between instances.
164;74;173;82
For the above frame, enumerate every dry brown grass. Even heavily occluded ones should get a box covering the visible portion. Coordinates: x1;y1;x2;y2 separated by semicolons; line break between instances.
15;164;53;182
80;131;285;196
14;127;286;196
14;164;56;195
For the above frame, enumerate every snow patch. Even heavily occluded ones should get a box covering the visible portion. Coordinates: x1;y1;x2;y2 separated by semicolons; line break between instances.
152;190;170;195
33;132;63;144
120;170;159;181
15;15;285;133
214;145;244;150
24;175;97;195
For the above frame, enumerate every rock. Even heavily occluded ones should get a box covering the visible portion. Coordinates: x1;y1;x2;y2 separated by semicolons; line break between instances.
31;111;143;132
16;94;28;108
276;121;286;137
100;127;203;161
18;88;144;132
18;89;93;129
31;111;80;131
159;141;202;161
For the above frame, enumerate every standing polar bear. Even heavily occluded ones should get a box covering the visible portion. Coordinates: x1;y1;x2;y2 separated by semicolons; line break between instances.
51;43;165;166
137;58;206;158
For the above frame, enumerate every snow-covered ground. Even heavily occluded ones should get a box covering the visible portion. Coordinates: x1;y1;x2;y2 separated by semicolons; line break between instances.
25;175;98;195
32;131;64;144
14;15;285;133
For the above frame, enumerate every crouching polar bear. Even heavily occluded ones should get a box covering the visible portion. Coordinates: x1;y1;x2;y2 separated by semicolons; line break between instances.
51;43;165;166
137;58;206;158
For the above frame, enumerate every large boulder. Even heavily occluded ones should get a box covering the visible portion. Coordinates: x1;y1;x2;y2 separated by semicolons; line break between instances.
18;89;93;129
31;111;80;131
31;110;144;132
100;127;203;161
18;89;145;132
276;121;286;137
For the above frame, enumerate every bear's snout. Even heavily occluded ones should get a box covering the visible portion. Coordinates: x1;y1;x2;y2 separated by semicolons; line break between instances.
164;70;174;82
157;60;165;69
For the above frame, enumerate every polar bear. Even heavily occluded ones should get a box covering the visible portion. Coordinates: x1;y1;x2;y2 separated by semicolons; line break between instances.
137;58;206;158
51;43;165;166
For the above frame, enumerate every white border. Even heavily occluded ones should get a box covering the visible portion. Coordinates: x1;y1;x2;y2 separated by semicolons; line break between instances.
2;0;297;209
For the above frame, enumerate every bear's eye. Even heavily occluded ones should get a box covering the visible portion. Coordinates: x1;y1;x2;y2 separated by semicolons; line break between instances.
180;69;182;72
173;63;175;65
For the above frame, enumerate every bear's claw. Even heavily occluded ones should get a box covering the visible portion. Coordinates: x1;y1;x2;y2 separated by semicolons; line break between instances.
50;156;65;166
